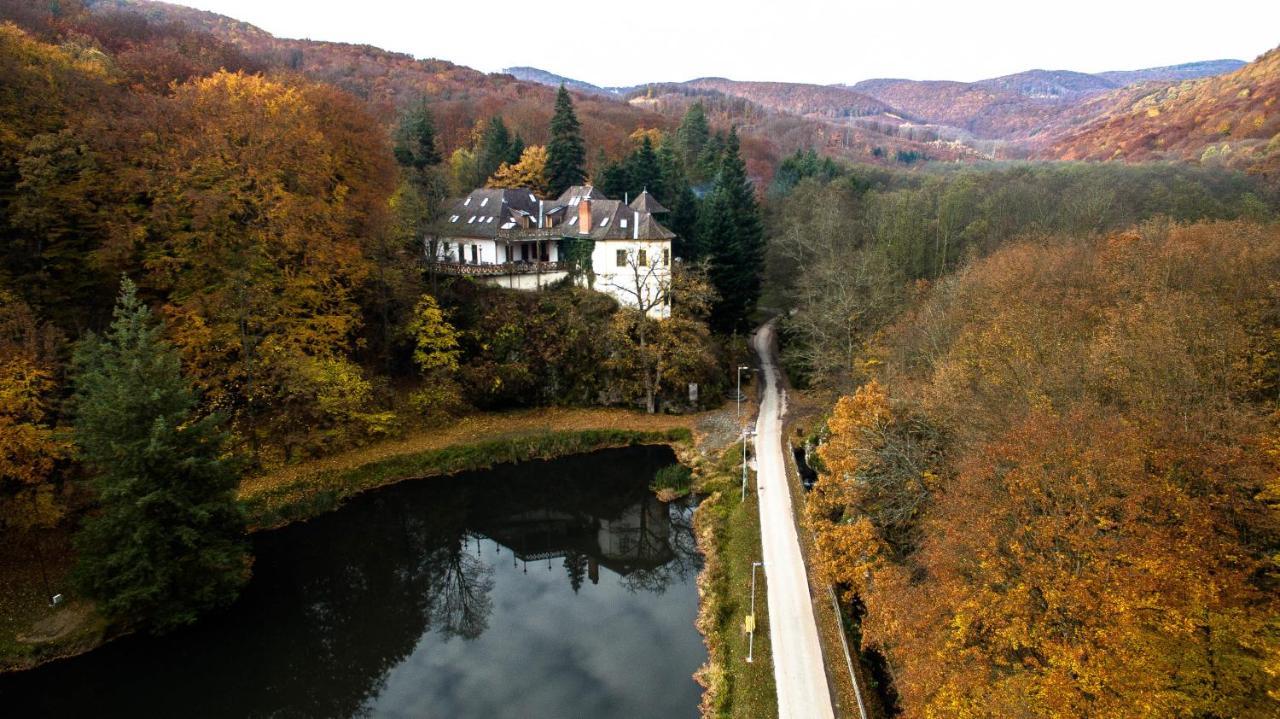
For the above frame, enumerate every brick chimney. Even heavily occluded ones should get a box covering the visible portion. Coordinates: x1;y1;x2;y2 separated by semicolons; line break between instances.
578;197;592;233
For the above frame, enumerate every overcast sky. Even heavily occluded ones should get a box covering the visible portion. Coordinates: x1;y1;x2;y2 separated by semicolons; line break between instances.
172;0;1280;87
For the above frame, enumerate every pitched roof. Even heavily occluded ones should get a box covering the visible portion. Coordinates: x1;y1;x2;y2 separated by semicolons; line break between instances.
437;185;677;242
628;190;669;215
439;188;541;238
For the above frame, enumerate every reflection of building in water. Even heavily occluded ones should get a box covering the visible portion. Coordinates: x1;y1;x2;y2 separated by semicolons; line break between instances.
475;495;675;585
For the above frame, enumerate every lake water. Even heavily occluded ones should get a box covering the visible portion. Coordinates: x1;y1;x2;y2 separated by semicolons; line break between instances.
0;445;706;718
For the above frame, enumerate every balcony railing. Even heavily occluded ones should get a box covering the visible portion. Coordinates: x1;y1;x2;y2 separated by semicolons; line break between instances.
428;260;572;277
495;226;565;241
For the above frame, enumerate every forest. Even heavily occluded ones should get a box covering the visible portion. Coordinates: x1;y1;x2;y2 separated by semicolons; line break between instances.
0;2;768;641
772;160;1280;714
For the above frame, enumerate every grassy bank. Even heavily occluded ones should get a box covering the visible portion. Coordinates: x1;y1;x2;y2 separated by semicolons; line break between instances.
692;441;778;718
4;406;702;673
241;426;691;529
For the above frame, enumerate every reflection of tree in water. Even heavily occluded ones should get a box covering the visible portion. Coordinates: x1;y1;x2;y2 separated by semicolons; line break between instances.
428;538;494;640
617;499;701;594
0;445;695;719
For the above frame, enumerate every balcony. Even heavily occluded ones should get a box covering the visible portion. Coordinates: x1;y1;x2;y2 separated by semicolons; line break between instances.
428;260;572;277
495;226;565;241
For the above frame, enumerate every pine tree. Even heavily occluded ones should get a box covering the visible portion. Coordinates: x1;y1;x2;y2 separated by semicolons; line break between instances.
477;116;514;183
657;144;700;259
507;133;525;166
598;159;629;200
71;278;248;632
393;99;442;170
698;129;763;333
676;101;710;180
626;135;663;200
545;85;586;197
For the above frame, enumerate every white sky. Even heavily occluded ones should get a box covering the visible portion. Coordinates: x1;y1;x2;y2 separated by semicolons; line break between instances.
172;0;1280;87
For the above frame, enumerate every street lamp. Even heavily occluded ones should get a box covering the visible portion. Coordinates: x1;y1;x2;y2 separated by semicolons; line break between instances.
741;429;757;502
747;561;763;663
736;365;751;426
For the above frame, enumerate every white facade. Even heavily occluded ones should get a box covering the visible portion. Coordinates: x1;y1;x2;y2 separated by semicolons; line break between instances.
587;240;673;319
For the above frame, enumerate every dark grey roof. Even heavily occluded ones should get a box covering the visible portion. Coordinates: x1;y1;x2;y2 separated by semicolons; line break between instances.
628;190;669;215
438;184;676;241
439;188;542;238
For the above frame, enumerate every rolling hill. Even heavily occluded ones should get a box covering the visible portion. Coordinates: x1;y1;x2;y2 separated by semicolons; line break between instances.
1048;48;1280;176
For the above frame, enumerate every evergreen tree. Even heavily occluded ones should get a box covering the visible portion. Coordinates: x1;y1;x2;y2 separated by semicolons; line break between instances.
697;129;763;333
598;159;629;200
676;101;710;179
697;131;726;186
545;85;586;197
71;278;248;632
477;116;514;183
393;99;442;170
657;144;700;259
626;135;663;200
507;133;525;166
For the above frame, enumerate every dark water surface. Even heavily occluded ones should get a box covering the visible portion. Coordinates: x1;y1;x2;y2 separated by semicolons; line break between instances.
1;445;705;718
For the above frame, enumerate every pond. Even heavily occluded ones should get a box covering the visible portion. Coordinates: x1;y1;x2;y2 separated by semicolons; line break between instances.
0;445;706;718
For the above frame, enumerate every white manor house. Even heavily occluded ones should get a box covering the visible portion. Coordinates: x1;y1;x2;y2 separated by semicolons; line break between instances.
427;185;676;318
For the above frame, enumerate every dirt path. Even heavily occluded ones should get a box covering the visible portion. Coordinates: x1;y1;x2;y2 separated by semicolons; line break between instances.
752;319;836;719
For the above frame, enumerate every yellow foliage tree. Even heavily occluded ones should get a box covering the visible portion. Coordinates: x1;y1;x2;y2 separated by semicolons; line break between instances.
486;145;549;196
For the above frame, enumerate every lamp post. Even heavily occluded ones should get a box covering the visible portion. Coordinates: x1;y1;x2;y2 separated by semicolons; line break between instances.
741;429;756;502
747;561;763;663
736;365;750;426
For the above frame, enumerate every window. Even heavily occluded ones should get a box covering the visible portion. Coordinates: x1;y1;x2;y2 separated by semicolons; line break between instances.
471;245;478;263
480;197;489;207
663;248;670;266
450;215;459;222
464;197;471;206
637;249;648;266
501;221;516;229
601;217;610;226
467;216;476;223
616;249;627;267
568;215;578;226
620;218;628;229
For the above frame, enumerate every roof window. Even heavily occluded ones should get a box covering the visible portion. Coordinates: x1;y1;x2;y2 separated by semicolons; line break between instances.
450;215;459;222
480;197;489;207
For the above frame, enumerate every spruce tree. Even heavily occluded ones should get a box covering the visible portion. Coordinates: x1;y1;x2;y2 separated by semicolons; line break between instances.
676;101;710;180
657;144;701;259
697;129;763;333
393;99;442;170
477;116;514;182
71;278;248;633
626;136;663;200
545;85;586;197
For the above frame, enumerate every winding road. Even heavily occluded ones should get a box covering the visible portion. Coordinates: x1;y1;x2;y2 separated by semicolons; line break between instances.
751;319;836;719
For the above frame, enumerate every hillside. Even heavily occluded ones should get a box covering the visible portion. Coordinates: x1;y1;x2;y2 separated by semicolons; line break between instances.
1048;47;1280;176
503;66;620;96
684;77;895;120
1098;58;1247;85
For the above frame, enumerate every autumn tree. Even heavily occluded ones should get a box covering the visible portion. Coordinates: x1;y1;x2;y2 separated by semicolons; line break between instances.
406;293;464;419
71;278;248;632
545;85;586;197
486;145;549;196
0;289;68;530
140;71;393;463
